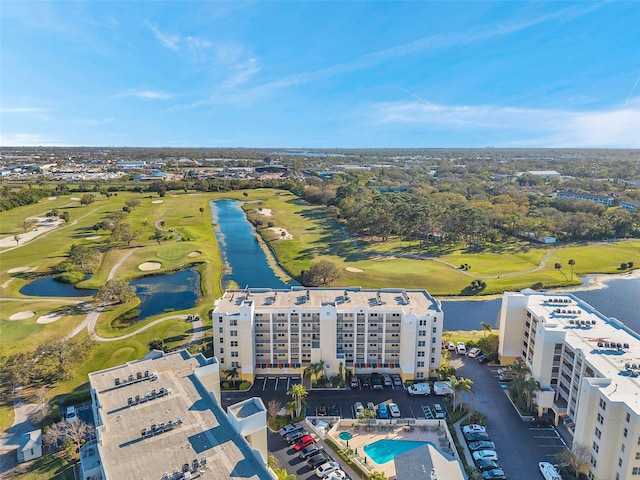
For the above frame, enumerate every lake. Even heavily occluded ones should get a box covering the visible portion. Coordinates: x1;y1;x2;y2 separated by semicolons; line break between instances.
19;275;97;297
211;199;298;289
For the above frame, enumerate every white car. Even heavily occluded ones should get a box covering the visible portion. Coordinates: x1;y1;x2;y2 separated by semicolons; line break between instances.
388;403;401;418
468;347;482;358
539;461;561;480
323;470;347;480
456;342;467;354
65;406;77;423
315;461;340;478
462;424;486;434
472;450;498;462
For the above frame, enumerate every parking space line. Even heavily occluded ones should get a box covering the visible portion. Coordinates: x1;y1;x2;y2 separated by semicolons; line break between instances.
262;377;267;391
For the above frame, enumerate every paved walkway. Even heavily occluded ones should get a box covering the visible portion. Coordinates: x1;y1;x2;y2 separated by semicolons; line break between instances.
0;386;37;473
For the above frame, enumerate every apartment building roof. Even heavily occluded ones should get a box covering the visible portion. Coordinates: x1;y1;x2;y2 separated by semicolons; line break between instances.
523;293;640;414
213;287;442;315
89;350;271;480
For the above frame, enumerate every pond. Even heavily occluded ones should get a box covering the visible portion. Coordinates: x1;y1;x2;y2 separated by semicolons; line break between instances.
211;199;298;289
128;266;201;320
19;275;97;297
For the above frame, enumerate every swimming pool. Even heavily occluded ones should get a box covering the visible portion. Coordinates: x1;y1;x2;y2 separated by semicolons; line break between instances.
363;439;430;464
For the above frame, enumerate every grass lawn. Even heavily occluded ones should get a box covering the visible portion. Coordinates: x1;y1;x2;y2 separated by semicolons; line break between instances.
2;452;75;480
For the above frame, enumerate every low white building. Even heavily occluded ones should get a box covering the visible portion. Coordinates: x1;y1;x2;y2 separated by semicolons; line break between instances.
17;429;42;463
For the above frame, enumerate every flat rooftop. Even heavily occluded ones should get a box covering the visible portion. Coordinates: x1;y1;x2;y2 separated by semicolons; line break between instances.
214;287;442;315
524;293;640;414
89;351;271;480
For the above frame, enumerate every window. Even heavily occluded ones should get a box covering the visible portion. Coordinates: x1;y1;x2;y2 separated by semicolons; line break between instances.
220;348;224;354
416;372;424;379
595;427;601;439
635;453;640;460
231;361;239;368
592;442;599;453
590;456;597;468
418;330;426;337
432;337;436;343
230;319;238;326
622;444;625;452
231;351;238;358
219;327;223;333
230;330;238;337
219;337;224;343
624;428;628;438
599;398;607;410
627;412;631;423
417;361;425;367
432;327;437;333
419;319;426;326
431;347;435;353
618;458;622;467
219;316;223;323
230;341;238;347
417;351;425;357
418;341;426;347
431;357;435;364
633;467;640;475
597;413;604;425
220;358;225;364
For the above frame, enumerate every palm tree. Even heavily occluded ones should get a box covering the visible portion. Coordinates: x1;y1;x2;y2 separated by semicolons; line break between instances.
555;262;568;281
449;375;474;411
480;321;492;337
286;383;308;418
223;366;240;387
304;361;323;382
568;258;576;281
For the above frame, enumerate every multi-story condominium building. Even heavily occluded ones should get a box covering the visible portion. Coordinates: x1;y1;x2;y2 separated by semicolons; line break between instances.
82;350;270;480
557;190;614;206
621;199;640;212
212;287;444;382
498;291;640;480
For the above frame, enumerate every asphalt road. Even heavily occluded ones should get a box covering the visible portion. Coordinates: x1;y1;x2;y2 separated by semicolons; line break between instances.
221;357;570;479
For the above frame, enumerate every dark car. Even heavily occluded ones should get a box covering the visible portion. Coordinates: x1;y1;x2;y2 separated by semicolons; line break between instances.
475;459;500;472
531;416;553;427
285;430;308;444
477;354;490;364
481;468;507;479
468;441;496;451
464;431;491;442
361;376;371;388
299;444;324;459
307;451;331;469
329;404;340;416
317;403;327;416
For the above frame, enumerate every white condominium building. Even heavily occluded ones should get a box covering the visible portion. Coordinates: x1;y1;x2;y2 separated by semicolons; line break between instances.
212;287;444;382
498;291;640;480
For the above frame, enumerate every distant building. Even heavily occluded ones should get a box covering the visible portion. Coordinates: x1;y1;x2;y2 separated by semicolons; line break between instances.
17;429;42;463
557;190;614;207
523;170;561;177
116;161;147;171
132;170;167;181
621;200;640;212
82;350;270;480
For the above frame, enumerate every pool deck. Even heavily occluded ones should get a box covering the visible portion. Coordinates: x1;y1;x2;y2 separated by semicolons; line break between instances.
331;424;453;479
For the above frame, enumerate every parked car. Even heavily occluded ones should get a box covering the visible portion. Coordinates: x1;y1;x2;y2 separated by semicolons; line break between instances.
286;430;308;444
299;444;324;459
383;375;393;386
361;376;371;388
456;342;467;354
538;461;561;480
388;403;401;418
294;435;315;452
323;471;347;480
462;424;486;434
353;402;364;418
367;402;376;414
433;403;445;419
475;458;500;472
467;347;482;358
464;431;491;442
477;354;490;364
279;423;303;436
468;441;496;451
315;461;340;477
330;404;340;416
408;382;431;395
481;468;507;480
317;403;327;416
371;376;383;390
446;341;456;351
531;416;553;427
307;452;331;469
392;375;402;386
473;450;498;464
65;406;77;423
350;376;359;388
498;372;515;382
377;403;389;419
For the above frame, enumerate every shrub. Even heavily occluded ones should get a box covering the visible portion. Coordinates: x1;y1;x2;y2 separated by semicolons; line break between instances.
239;381;251;390
620;262;628;270
54;271;85;284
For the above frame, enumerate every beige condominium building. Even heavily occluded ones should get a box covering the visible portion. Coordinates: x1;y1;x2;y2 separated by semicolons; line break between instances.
498;290;640;480
212;286;444;382
82;350;271;480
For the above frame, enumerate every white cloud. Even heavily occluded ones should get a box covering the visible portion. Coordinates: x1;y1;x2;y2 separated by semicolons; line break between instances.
114;90;173;100
0;107;49;120
370;99;640;148
146;22;180;50
0;133;56;146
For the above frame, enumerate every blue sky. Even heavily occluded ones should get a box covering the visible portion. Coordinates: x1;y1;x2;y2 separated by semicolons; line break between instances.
1;1;639;148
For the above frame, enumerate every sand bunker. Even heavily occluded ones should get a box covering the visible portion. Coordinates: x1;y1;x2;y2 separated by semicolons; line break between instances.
269;227;292;240
70;197;81;201
188;251;202;257
258;208;272;216
9;311;35;320
37;313;61;324
48;196;58;200
7;266;31;273
86;235;102;240
151;200;164;204
346;267;364;273
139;261;162;271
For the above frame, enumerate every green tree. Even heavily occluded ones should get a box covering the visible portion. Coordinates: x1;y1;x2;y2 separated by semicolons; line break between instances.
60;211;71;223
449;375;474;411
480;321;492;337
223;366;240;387
304;361;323;381
301;260;341;286
286;383;308;418
80;193;95;206
199;207;205;215
18;218;36;232
152;228;165;244
68;244;99;272
555;443;590;477
125;198;141;210
568;258;576;281
554;262;568;281
14;234;20;245
95;279;135;305
369;472;388;480
148;338;166;352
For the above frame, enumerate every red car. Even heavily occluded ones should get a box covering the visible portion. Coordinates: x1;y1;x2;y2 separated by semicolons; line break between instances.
294;435;315;451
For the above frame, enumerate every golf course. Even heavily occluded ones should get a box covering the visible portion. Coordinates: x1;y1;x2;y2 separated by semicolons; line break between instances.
1;187;639;434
